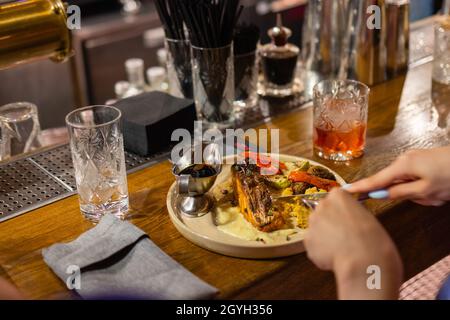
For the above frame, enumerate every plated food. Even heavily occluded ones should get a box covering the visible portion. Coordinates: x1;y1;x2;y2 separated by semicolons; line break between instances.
167;153;345;258
211;153;341;243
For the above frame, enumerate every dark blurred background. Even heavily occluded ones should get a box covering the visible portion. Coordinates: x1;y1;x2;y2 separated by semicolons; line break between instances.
0;0;444;130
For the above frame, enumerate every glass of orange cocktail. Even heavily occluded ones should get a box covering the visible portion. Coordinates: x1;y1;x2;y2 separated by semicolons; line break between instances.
313;79;369;161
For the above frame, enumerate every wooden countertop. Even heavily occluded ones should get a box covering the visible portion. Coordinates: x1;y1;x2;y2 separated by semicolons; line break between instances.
1;59;449;299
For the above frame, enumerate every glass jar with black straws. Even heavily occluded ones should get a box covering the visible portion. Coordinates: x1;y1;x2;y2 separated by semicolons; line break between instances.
155;0;193;99
179;0;243;129
259;14;300;97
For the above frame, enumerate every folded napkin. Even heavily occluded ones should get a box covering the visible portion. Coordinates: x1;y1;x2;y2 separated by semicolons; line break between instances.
113;91;196;156
42;214;218;300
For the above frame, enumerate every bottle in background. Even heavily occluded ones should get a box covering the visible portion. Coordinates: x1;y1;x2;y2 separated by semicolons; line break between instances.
259;14;299;97
124;58;148;98
157;48;168;68
114;81;130;100
146;67;168;92
386;0;410;78
302;0;348;98
432;0;450;128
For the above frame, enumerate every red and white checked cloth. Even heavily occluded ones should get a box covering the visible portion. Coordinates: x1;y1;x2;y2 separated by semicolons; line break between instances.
399;255;450;300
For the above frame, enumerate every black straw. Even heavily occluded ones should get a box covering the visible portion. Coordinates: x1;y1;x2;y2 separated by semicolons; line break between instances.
178;0;243;48
155;0;186;40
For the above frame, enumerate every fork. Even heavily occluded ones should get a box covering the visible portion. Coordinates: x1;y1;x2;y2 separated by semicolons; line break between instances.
272;190;387;210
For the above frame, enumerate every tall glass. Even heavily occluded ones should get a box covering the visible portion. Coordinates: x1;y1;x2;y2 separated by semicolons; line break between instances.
234;50;258;109
65;105;129;221
0;102;41;161
191;43;235;128
313;80;369;161
303;0;347;97
166;38;193;99
432;16;450;128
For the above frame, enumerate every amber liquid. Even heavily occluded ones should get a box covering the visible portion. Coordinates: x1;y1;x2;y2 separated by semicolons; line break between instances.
313;99;367;160
314;124;366;157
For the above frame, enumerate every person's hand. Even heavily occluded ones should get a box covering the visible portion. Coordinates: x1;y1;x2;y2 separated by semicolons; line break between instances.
304;188;403;299
348;147;450;206
0;277;23;299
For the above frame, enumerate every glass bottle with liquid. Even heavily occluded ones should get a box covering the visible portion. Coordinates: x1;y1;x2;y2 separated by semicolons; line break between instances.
123;58;148;98
259;14;299;97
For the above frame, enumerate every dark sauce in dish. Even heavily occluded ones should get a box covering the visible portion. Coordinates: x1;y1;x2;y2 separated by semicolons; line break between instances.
180;164;217;178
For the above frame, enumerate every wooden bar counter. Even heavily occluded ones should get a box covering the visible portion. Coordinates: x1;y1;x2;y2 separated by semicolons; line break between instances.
0;58;449;299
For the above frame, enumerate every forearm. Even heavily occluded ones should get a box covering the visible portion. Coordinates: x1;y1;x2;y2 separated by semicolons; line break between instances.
334;250;403;300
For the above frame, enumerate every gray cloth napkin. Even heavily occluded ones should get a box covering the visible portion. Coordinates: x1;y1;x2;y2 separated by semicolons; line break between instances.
42;214;218;300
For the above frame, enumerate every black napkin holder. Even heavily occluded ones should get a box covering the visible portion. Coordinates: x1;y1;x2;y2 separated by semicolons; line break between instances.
113;91;197;156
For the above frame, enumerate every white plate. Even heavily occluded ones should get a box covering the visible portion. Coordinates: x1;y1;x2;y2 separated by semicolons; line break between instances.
166;154;346;259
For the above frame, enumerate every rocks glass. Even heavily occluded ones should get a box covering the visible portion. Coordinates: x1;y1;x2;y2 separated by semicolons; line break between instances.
313;79;369;161
0;102;41;161
65;105;129;221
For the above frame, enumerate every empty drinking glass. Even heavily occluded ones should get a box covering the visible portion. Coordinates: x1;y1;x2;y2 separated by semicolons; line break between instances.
313;80;370;161
0;102;41;161
65;105;129;221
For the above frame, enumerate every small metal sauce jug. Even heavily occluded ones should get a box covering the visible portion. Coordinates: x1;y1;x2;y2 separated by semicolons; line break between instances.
172;142;222;217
